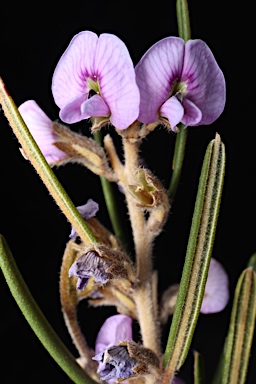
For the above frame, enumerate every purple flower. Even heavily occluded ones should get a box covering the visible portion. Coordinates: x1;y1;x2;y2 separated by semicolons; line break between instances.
69;251;110;290
93;345;137;382
95;314;133;355
69;199;99;239
18;100;66;163
93;315;133;382
52;31;140;130
201;258;229;314
135;37;226;131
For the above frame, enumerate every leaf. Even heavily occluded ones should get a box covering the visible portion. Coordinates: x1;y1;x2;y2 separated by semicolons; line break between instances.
221;267;256;384
163;133;225;383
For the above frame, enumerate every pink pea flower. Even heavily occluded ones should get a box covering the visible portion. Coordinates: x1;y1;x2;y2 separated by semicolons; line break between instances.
93;315;185;383
52;31;140;130
18;100;66;164
95;314;133;356
93;314;133;382
135;37;226;131
201;258;229;314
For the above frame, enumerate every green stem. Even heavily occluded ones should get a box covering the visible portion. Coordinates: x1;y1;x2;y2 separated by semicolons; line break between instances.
93;131;130;253
0;235;97;384
0;78;97;245
194;351;206;384
176;0;191;42
168;124;188;204
168;0;191;204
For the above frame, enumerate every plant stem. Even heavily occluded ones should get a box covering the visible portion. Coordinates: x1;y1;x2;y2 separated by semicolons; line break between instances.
93;131;130;253
168;124;188;204
122;137;161;356
59;240;98;380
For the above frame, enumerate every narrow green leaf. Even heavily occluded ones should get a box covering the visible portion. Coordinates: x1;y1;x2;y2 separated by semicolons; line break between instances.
0;235;97;384
0;77;97;245
247;252;256;271
221;267;256;384
163;134;225;381
194;351;205;384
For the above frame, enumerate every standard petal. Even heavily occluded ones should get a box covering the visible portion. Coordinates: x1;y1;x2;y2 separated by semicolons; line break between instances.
81;94;110;118
182;39;226;125
59;94;88;124
52;31;98;109
135;37;185;124
160;96;184;131
94;34;140;129
18;100;66;163
95;315;133;355
181;98;202;127
200;258;229;314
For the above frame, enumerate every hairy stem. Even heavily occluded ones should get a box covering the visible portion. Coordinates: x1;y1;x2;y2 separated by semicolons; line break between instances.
59;240;98;381
122;136;161;356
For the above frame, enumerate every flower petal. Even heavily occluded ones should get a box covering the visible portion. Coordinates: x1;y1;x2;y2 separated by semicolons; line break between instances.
69;199;99;239
182;39;226;125
135;37;185;124
93;345;137;382
52;31;98;110
201;258;229;314
160;96;184;131
181;98;202;127
69;251;110;290
59;94;88;124
81;94;110;118
94;33;140;129
95;314;133;355
18;100;66;163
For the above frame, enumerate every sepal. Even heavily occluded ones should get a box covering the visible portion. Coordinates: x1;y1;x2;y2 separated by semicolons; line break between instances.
52;121;117;181
127;168;165;208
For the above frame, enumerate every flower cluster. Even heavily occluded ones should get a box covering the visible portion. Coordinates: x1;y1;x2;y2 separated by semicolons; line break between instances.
5;25;230;384
18;30;225;160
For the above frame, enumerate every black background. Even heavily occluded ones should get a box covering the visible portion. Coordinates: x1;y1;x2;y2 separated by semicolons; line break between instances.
0;1;255;383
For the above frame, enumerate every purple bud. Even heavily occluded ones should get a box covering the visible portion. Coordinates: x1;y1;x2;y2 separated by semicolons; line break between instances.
69;251;110;290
